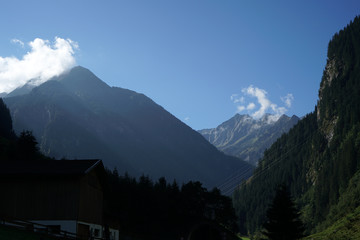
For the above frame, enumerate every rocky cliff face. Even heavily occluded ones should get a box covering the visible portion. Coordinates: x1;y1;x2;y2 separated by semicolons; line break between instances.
317;58;343;144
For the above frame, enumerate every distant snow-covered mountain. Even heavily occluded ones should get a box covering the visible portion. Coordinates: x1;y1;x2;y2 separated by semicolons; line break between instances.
199;113;300;165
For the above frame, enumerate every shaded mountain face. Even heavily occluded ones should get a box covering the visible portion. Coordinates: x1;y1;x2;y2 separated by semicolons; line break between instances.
199;113;299;165
4;66;253;188
5;79;39;98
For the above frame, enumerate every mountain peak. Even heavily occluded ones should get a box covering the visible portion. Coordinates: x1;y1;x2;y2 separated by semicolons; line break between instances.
58;66;110;91
4;66;109;98
199;113;299;165
259;113;290;124
67;66;100;79
233;113;289;125
6;82;36;98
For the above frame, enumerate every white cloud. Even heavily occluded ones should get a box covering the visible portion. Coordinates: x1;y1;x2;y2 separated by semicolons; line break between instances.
184;117;190;121
232;85;294;120
247;102;256;110
281;93;294;108
230;94;244;104
0;37;78;93
242;85;273;119
230;94;238;101
237;106;245;112
11;39;24;48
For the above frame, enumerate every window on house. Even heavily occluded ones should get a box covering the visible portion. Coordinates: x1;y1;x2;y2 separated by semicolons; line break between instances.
94;228;100;237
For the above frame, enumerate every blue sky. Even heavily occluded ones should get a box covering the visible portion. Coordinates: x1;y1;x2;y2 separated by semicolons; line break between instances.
0;1;359;130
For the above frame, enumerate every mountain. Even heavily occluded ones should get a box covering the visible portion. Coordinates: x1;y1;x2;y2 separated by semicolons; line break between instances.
233;16;360;237
4;66;253;188
6;82;35;98
199;113;299;165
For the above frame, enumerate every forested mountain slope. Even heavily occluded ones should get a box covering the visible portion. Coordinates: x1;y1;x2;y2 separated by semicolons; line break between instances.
233;16;360;236
0;98;48;162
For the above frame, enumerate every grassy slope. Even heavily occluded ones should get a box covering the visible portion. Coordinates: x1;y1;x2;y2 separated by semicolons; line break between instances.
304;206;360;240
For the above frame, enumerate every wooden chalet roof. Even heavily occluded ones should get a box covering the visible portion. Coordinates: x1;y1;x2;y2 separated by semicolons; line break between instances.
0;159;103;177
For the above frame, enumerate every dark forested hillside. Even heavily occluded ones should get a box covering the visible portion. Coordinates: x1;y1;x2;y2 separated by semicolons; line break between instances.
0;99;14;140
233;16;360;236
104;170;238;240
0;98;48;162
0;98;15;161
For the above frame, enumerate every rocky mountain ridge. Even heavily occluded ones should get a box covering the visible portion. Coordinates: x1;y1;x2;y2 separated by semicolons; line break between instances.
199;113;299;165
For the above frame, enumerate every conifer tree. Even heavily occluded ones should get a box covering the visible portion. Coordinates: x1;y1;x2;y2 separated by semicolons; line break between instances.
263;185;304;240
0;98;14;139
17;130;40;160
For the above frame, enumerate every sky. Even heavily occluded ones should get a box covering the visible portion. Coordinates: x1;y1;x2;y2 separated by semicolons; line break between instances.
0;1;359;130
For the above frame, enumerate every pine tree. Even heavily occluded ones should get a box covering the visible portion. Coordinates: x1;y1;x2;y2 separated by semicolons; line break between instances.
17;130;40;160
0;98;14;139
263;185;304;240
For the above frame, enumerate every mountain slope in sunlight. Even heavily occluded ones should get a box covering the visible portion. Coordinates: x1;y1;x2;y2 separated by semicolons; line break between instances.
199;113;299;165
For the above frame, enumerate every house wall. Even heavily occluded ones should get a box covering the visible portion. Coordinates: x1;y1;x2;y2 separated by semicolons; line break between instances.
78;170;103;225
109;228;119;240
31;220;77;233
0;177;80;220
77;221;119;240
0;165;115;239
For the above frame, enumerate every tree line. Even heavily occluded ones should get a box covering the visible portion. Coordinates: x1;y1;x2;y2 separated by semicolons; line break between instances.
0;98;47;162
103;168;238;240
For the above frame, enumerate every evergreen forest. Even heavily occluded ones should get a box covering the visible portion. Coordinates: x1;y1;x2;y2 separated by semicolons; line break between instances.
104;170;238;239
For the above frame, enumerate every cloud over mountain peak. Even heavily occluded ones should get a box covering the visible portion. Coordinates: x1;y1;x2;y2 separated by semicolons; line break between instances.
0;37;78;93
231;85;294;121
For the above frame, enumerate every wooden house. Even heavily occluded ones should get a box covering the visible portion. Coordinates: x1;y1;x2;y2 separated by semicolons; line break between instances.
0;159;119;240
